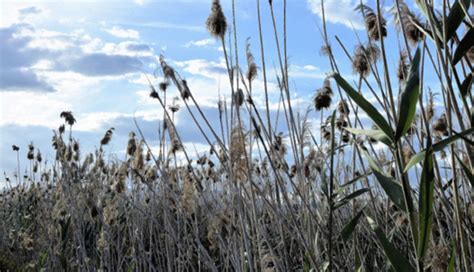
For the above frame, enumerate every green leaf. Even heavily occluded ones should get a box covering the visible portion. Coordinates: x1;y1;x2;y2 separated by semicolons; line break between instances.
404;151;426;172
341;206;366;242
334;188;371;210
367;217;416;272
453;28;474;65
395;48;421;141
345;127;393;147
417;146;435;260
447;242;456;272
333;73;394;142
459;73;473;97
445;0;471;42
365;152;408;212
404;127;474;172
454;153;474;187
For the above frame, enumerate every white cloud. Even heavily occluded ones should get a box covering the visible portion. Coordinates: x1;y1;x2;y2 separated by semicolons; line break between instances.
307;0;365;30
134;0;149;6
185;38;216;48
284;64;326;80
27;37;74;51
303;65;318;71
101;41;154;57
127;21;204;32
104;26;140;39
173;58;227;79
0;91;71;128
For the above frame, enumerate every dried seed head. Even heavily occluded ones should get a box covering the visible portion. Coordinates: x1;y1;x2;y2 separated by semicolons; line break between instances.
352;44;380;77
206;0;227;39
314;90;332;111
289;164;297;178
337;99;350;116
127;132;137;157
433;114;448;136
273;132;287;156
341;130;351;143
322;128;331;141
65;145;73;162
392;1;424;46
322;77;333;95
159;81;169;92
170;139;182;154
60;111;76;126
100;128;114;146
402;145;413;162
145;149;152;162
397;51;409;82
59;124;65;134
159;55;175;80
357;4;387;41
12;145;19;151
197;156;207;165
145;165;157;182
336;117;348;130
27;143;34;160
150;89;159;99
73;140;80;152
230;125;248;182
180;80;191;100
314;77;333;111
36;150;42;163
234;88;244;107
246;39;257;82
133;141;144;170
73;145;80;162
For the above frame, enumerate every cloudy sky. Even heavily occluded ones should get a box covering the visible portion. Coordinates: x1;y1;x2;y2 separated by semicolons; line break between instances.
1;0;431;180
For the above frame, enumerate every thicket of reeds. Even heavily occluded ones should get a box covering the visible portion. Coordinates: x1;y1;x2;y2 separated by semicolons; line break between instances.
1;0;473;271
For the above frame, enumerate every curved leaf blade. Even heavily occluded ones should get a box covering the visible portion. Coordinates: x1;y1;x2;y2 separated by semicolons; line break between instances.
340;206;366;242
367;217;416;272
404;127;474;172
453;28;474;65
445;0;471;41
333;73;394;142
459;73;473;97
395;48;421;141
418;147;435;260
365;152;408;212
334;188;371;210
345;127;393;147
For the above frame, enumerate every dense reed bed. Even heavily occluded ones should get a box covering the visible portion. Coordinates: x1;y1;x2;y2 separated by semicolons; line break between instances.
1;0;473;271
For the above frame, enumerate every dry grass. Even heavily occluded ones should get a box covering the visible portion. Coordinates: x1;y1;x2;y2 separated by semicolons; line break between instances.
1;0;474;271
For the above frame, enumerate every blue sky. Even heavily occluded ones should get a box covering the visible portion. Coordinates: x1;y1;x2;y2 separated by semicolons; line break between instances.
0;0;438;180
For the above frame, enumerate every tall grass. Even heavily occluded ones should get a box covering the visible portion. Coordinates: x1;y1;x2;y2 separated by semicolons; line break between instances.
1;0;473;271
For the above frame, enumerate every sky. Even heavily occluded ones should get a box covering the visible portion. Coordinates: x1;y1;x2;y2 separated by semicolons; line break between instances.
0;0;438;182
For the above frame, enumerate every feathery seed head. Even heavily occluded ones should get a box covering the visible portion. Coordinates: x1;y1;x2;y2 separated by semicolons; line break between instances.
357;4;387;41
206;0;227;39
